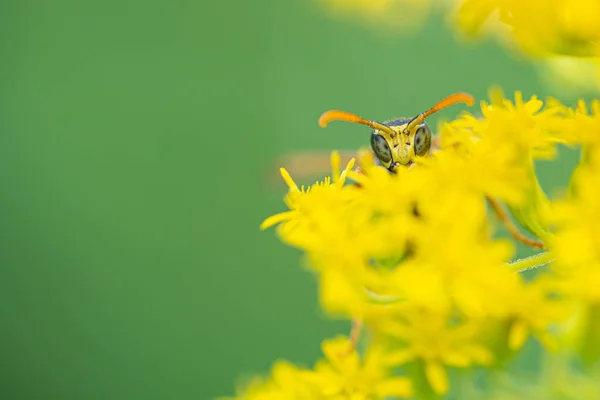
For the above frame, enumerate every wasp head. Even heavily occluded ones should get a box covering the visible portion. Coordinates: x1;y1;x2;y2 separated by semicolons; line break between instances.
369;119;432;171
318;92;474;172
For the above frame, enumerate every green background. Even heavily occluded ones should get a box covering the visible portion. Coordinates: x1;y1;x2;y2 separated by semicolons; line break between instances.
0;1;581;399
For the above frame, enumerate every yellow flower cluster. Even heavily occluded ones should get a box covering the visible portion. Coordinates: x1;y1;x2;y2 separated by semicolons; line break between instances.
224;89;600;398
224;336;412;400
320;0;600;93
453;0;600;93
455;0;600;58
320;0;600;61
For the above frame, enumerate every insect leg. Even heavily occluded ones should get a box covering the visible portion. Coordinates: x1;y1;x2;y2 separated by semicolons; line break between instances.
486;196;545;250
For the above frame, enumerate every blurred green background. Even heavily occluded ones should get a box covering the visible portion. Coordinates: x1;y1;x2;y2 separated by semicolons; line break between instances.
0;1;581;399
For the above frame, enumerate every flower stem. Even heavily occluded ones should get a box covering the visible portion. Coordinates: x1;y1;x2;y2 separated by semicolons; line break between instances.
508;251;554;273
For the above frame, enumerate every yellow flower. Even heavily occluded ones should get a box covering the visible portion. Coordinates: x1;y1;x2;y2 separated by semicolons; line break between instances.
564;98;600;137
424;139;528;206
261;152;378;267
452;1;600;93
447;251;520;317
445;88;568;241
456;270;570;352
261;151;416;318
551;174;600;277
222;361;313;400
459;88;567;160
438;88;566;227
317;261;387;317
225;337;412;400
504;276;571;351
305;336;413;399
379;307;493;395
549;145;600;304
560;98;600;159
344;149;517;315
260;151;355;233
455;0;600;58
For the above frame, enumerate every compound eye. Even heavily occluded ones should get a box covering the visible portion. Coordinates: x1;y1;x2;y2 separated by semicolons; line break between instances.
370;133;392;164
414;125;431;156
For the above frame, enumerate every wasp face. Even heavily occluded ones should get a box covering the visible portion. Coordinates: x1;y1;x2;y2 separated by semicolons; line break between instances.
370;119;432;172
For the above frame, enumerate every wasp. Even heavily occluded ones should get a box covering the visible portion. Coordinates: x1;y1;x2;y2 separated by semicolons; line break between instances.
318;93;471;171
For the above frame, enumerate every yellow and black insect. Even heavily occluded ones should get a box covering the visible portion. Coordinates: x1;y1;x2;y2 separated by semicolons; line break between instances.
318;92;473;171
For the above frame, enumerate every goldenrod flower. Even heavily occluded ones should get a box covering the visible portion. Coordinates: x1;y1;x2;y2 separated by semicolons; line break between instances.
379;308;492;395
439;88;568;241
561;99;600;156
224;337;412;400
223;361;312;400
260;152;374;268
450;89;567;161
439;89;563;213
318;0;600;92
551;182;600;281
260;151;355;233
507;276;571;351
451;0;600;93
455;0;600;58
550;148;600;304
305;336;413;399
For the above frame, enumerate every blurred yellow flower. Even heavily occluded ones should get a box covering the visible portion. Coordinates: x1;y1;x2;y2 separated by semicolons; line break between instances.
318;0;600;92
305;336;413;399
506;277;571;351
440;88;568;241
452;0;600;92
225;337;412;400
450;88;567;161
380;308;493;395
439;89;563;216
223;361;312;400
550;149;600;304
455;0;600;58
561;98;600;150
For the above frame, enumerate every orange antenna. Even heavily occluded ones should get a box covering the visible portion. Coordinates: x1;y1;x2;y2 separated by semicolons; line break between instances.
404;93;474;134
319;110;398;138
